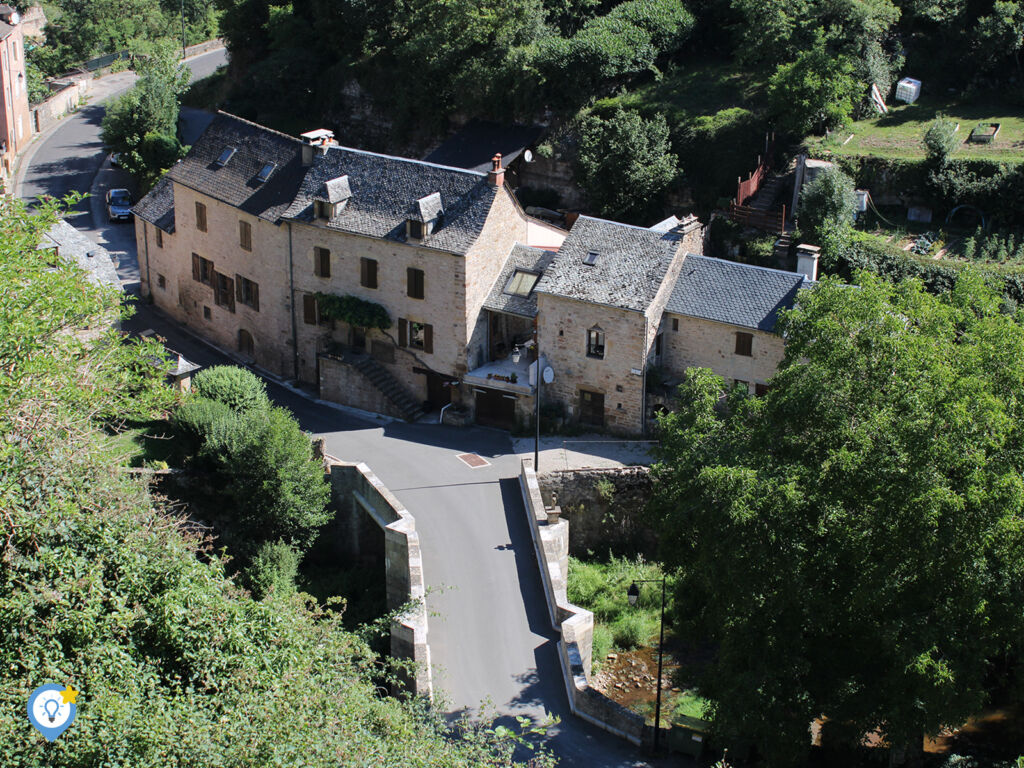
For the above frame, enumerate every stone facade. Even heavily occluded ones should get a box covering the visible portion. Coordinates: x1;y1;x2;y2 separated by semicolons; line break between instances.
319;354;406;419
661;312;785;391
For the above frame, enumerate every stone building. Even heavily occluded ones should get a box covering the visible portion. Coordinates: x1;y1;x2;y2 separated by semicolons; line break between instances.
134;112;814;434
0;4;31;186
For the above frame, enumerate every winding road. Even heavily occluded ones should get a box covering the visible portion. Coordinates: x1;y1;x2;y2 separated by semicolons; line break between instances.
15;50;679;767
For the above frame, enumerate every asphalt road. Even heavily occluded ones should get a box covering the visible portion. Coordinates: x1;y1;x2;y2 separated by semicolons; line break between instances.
17;48;681;766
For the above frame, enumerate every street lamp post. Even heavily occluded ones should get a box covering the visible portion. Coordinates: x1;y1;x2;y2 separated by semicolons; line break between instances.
628;577;667;752
180;0;187;59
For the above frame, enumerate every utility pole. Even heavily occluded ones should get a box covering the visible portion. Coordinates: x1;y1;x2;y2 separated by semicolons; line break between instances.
180;0;187;60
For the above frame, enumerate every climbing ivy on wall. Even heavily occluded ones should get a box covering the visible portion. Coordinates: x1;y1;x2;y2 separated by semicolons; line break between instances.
315;293;392;330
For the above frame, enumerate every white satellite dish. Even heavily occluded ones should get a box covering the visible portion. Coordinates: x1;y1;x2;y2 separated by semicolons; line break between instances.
523;149;534;163
542;366;554;384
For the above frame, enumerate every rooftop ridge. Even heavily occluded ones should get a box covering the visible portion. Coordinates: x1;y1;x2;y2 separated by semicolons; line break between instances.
323;143;488;179
682;252;811;282
214;110;304;145
575;214;678;235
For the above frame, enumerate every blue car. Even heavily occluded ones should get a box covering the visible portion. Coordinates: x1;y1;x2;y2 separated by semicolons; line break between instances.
106;188;133;222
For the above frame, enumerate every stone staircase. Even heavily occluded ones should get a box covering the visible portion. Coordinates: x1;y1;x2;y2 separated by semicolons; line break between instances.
343;351;426;422
749;174;785;211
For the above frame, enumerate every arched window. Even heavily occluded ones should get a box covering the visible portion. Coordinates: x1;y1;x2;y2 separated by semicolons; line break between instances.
238;329;255;358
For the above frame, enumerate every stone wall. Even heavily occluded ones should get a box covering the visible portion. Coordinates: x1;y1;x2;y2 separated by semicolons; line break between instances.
539;467;656;558
516;155;586;210
319;354;406;420
519;459;646;747
327;458;432;698
32;77;91;133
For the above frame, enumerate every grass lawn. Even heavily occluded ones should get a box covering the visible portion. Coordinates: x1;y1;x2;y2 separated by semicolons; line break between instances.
807;93;1024;161
595;59;766;123
103;419;180;468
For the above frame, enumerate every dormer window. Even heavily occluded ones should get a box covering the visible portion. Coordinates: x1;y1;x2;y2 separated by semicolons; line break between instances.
313;175;351;221
407;192;444;242
215;147;237;167
583;251;599;266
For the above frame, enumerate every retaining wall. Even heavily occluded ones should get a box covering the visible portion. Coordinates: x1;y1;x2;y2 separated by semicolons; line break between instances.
327;458;432;698
519;458;646;747
33;77;91;133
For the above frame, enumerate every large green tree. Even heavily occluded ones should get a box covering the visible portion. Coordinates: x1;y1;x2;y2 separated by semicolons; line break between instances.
649;272;1024;764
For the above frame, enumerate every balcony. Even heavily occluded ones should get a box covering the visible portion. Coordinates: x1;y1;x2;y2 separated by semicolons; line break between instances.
464;355;535;396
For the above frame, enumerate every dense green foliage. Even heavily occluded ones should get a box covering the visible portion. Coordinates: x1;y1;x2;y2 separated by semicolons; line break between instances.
766;34;860;136
0;195;546;767
192;364;270;413
245;539;301;599
100;39;190;185
35;0;218;75
798;165;856;246
650;272;1024;763
315;293;392;331
575;108;678;219
924;116;961;165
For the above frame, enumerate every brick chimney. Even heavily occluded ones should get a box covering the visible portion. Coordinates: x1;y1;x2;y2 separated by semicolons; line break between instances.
487;153;505;187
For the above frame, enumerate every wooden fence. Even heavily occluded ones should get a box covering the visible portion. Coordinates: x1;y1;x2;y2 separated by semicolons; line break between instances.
728;202;786;234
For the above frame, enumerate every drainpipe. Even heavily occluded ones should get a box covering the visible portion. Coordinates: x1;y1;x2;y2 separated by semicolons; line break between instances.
141;223;151;297
287;222;299;381
640;317;648;437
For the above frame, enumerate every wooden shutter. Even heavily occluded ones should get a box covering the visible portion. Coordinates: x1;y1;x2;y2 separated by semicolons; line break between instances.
398;318;407;347
735;332;753;356
368;259;377;288
303;294;317;325
239;220;251;251
155;228;163;248
227;277;235;312
192;253;200;282
423;323;433;354
408;267;424;299
236;274;244;303
195;202;206;232
251;282;259;312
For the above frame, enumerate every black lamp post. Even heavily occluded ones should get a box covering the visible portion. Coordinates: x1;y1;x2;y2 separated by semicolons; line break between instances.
628;577;667;752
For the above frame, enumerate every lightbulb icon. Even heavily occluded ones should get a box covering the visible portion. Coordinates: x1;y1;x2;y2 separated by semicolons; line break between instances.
43;698;60;723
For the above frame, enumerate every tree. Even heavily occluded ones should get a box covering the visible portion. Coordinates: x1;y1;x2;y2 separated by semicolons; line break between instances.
923;115;961;164
649;272;1024;764
575;107;678;221
973;1;1024;77
101;38;190;182
798;165;857;251
766;34;861;136
192;365;270;413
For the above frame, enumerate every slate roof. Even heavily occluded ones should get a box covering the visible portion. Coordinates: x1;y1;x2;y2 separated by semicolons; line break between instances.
282;146;497;256
423;120;545;173
666;254;810;333
535;216;680;313
132;176;176;233
483;244;556;318
39;219;120;289
163;112;307;222
315;175;351;204
412;192;443;223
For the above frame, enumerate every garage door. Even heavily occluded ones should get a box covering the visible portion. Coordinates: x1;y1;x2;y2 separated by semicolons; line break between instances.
475;388;517;430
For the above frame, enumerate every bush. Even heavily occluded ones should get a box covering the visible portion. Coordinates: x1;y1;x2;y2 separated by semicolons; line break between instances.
172;396;236;455
611;611;652;649
799;166;856;246
192;365;270;413
244;540;300;599
923;116;960;165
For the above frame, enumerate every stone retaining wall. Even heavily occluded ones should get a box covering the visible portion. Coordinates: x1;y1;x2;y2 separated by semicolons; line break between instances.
519;459;646;747
33;77;91;133
327;458;432;698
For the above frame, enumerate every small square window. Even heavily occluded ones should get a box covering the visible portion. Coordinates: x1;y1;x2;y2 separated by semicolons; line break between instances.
735;332;753;357
203;306;211;320
672;317;678;331
155;228;163;248
256;162;276;182
215;147;236;167
361;257;378;289
239;220;252;251
582;251;599;266
407;220;424;240
314;247;330;278
407;267;425;299
195;202;207;232
157;273;166;289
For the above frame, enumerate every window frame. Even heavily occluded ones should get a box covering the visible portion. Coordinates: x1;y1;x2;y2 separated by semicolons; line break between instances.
503;269;540;297
735;331;753;357
407;267;425;299
360;257;378;289
236;274;259;311
214;272;235;313
313;246;330;278
586;327;605;359
195;201;207;232
239;220;252;252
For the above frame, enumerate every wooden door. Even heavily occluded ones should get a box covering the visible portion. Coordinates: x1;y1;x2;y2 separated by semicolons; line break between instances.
579;390;604;427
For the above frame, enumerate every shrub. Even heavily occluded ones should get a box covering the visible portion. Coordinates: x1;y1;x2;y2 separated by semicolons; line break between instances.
799;165;856;247
172;396;236;455
923;116;960;165
611;611;652;649
244;540;300;599
192;365;269;413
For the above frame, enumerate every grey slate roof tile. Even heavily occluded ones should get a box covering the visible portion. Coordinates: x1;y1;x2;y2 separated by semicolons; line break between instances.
483;244;556;318
40;219;120;289
413;191;443;222
423;119;544;173
535;216;680;312
283;146;496;256
315;175;351;204
163;112;307;223
667;254;809;332
132;176;176;233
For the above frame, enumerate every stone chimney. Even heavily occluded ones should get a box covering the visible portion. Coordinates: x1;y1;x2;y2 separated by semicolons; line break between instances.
487;153;505;187
300;129;336;167
795;244;820;282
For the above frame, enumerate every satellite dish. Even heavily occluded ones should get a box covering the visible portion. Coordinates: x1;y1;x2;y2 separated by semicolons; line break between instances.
523;149;534;163
542;366;554;384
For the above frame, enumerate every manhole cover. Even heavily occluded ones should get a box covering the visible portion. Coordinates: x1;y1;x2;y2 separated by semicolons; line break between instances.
456;453;490;468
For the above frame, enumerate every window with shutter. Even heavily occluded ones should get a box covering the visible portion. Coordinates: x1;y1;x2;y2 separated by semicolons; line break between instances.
239;220;252;251
236;275;260;311
409;321;430;352
735;332;753;357
360;258;378;288
398;318;407;347
195;202;207;232
407;267;424;299
303;294;318;325
314;247;330;277
192;253;201;282
155;228;163;248
214;273;235;312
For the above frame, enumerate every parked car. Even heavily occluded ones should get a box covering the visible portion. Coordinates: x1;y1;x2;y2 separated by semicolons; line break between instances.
106;189;133;222
109;151;123;167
